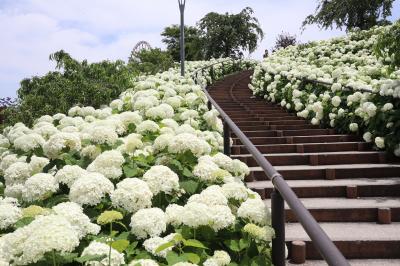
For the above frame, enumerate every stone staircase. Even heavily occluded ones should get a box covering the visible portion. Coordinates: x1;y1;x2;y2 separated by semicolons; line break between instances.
207;70;400;265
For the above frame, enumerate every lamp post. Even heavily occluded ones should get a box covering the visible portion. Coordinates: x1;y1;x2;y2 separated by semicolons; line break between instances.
178;0;186;76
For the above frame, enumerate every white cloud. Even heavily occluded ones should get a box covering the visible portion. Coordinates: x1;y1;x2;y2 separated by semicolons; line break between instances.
0;0;399;98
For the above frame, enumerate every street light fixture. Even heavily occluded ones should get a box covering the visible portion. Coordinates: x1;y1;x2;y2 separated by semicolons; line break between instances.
178;0;186;76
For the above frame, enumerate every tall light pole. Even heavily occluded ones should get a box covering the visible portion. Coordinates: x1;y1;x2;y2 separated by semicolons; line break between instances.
178;0;186;76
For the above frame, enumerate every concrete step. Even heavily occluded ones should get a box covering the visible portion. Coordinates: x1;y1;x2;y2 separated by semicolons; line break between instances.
285;222;400;259
247;177;400;198
287;259;400;265
248;164;400;181
235;151;386;167
232;142;371;154
233;135;360;145
264;197;400;222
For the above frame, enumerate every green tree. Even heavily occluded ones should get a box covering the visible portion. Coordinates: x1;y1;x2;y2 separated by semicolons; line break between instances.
3;50;133;127
129;48;174;74
198;7;264;59
303;0;395;31
272;32;298;52
161;25;204;61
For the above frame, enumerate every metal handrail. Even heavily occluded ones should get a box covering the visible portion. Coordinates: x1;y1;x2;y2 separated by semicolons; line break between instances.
194;62;350;266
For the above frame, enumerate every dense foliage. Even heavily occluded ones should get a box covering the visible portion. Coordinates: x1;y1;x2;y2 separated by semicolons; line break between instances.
374;20;400;72
129;48;175;75
272;32;298;52
3;51;134;128
250;23;400;155
198;7;264;59
0;60;273;265
162;7;264;60
3;49;176;129
302;0;395;30
161;26;204;62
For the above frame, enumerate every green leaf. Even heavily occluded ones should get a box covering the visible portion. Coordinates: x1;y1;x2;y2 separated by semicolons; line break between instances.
166;251;186;265
14;217;35;228
179;180;200;194
224;239;246;252
75;254;107;263
183;253;201;264
155;241;175;253
111;239;130;253
183;239;208;249
182;167;193;178
123;165;138;178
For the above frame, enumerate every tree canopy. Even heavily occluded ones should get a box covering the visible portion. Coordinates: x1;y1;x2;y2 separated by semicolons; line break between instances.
161;7;264;60
161;25;204;61
129;48;174;74
302;0;395;31
272;32;298;52
198;7;264;59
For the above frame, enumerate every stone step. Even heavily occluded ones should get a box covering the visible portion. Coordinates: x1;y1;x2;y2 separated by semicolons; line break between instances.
238;124;319;131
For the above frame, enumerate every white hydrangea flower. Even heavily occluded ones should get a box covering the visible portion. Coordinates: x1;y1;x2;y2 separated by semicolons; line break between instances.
181;202;234;231
211;250;231;266
363;132;372;142
23;173;59;202
173;263;198;266
136;120;160;134
29;156;49;174
143;235;175;258
4;162;32;186
118;111;143;127
129;259;159;266
165;204;184;227
13;133;45;152
89;126;119;145
120;133;143;154
0;214;80;265
81;241;125;266
222;182;249;201
168;133;211;157
142;165;180;195
146;104;175;120
0;155;23;175
80;145;102;159
381;103;393;112
188;185;228;206
237;198;271;226
130;208;167;239
349;123;358;132
111;178;153;213
52;202;100;238
87;150;125;180
331;96;341;107
0;197;22;230
43;132;81;158
375;137;385;149
55;165;88;187
69;172;114;206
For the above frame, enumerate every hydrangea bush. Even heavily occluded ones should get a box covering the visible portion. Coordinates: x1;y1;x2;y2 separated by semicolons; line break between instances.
249;23;400;155
0;60;273;265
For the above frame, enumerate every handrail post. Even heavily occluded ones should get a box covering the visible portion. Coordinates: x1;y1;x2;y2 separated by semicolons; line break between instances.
207;101;212;111
271;188;286;266
223;121;230;156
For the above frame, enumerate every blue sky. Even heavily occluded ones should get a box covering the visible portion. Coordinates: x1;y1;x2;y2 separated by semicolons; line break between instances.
0;0;399;98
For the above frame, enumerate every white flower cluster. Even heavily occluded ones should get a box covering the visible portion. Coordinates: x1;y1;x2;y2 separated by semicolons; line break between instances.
0;59;266;265
250;24;400;154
